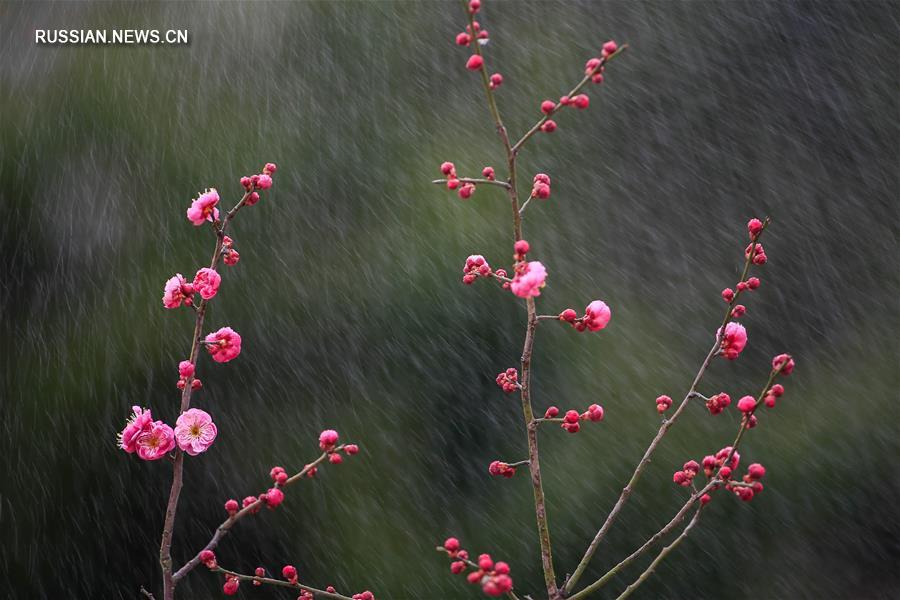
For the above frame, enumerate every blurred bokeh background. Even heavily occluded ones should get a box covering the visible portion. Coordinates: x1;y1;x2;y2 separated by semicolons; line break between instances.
1;1;897;598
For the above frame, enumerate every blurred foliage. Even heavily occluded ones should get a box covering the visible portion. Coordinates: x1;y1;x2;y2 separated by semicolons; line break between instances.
0;1;897;599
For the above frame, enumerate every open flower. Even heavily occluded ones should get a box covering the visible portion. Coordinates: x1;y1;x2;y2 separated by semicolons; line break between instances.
510;261;547;298
205;327;242;363
135;420;176;461
186;189;220;226
118;406;153;453
163;274;194;309
175;408;218;456
193;268;222;300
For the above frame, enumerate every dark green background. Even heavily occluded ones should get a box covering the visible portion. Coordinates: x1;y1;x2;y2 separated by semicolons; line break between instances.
1;1;897;598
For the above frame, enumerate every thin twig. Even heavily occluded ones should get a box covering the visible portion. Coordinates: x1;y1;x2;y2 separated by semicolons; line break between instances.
614;507;703;600
432;177;511;189
172;446;346;582
213;566;355;600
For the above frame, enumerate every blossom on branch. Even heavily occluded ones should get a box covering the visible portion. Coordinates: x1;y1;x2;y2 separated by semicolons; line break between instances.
510;261;547;298
205;327;242;363
163;273;194;309
174;408;218;456
186;189;220;226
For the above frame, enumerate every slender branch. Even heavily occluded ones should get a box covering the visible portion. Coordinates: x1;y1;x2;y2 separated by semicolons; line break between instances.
567;482;716;600
159;189;255;600
511;46;628;156
432;177;511;189
140;586;157;600
212;567;355;600
614;507;703;600
518;192;535;216
563;339;717;594
521;299;558;596
564;220;771;594
172;447;344;582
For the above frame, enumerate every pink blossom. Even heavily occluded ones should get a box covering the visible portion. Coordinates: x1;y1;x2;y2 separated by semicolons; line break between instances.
135;420;176;461
178;360;195;378
319;429;339;450
163;274;194;309
223;248;240;266
265;487;285;508
584;300;611;331
174;408;218;456
205;327;242;363
466;54;484;70
737;396;756;413
718;322;747;359
655;395;673;414
200;549;217;569
186;189;220;226
118;406;153;453
510;261;547;298
193;268;222;300
772;353;795;375
256;173;273;190
490;73;503;88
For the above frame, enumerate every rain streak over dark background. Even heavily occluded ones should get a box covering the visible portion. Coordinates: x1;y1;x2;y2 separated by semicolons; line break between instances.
1;1;897;599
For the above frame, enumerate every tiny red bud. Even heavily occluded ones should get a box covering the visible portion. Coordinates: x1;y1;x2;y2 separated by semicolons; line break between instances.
466;54;484;71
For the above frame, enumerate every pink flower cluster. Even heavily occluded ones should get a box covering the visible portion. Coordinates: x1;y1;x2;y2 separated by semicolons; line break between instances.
545;403;604;433
118;406;175;461
531;173;551;200
440;162;479;200
672;448;768;504
118;406;217;460
488;460;517;478
705;392;731;415
319;429;359;465
558;300;612;332
176;360;201;391
222;235;240;266
672;460;700;486
239;162;278;206
162;268;222;308
442;538;514;597
745;242;768;265
495;368;519;393
463;255;492;284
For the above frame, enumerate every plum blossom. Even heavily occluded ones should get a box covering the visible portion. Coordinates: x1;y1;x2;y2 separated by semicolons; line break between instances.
174;408;218;456
163;274;194;309
510;261;547;298
136;420;176;461
205;327;242;363
118;406;153;453
186;189;220;226
718;322;747;359
193;268;221;300
584;300;611;331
